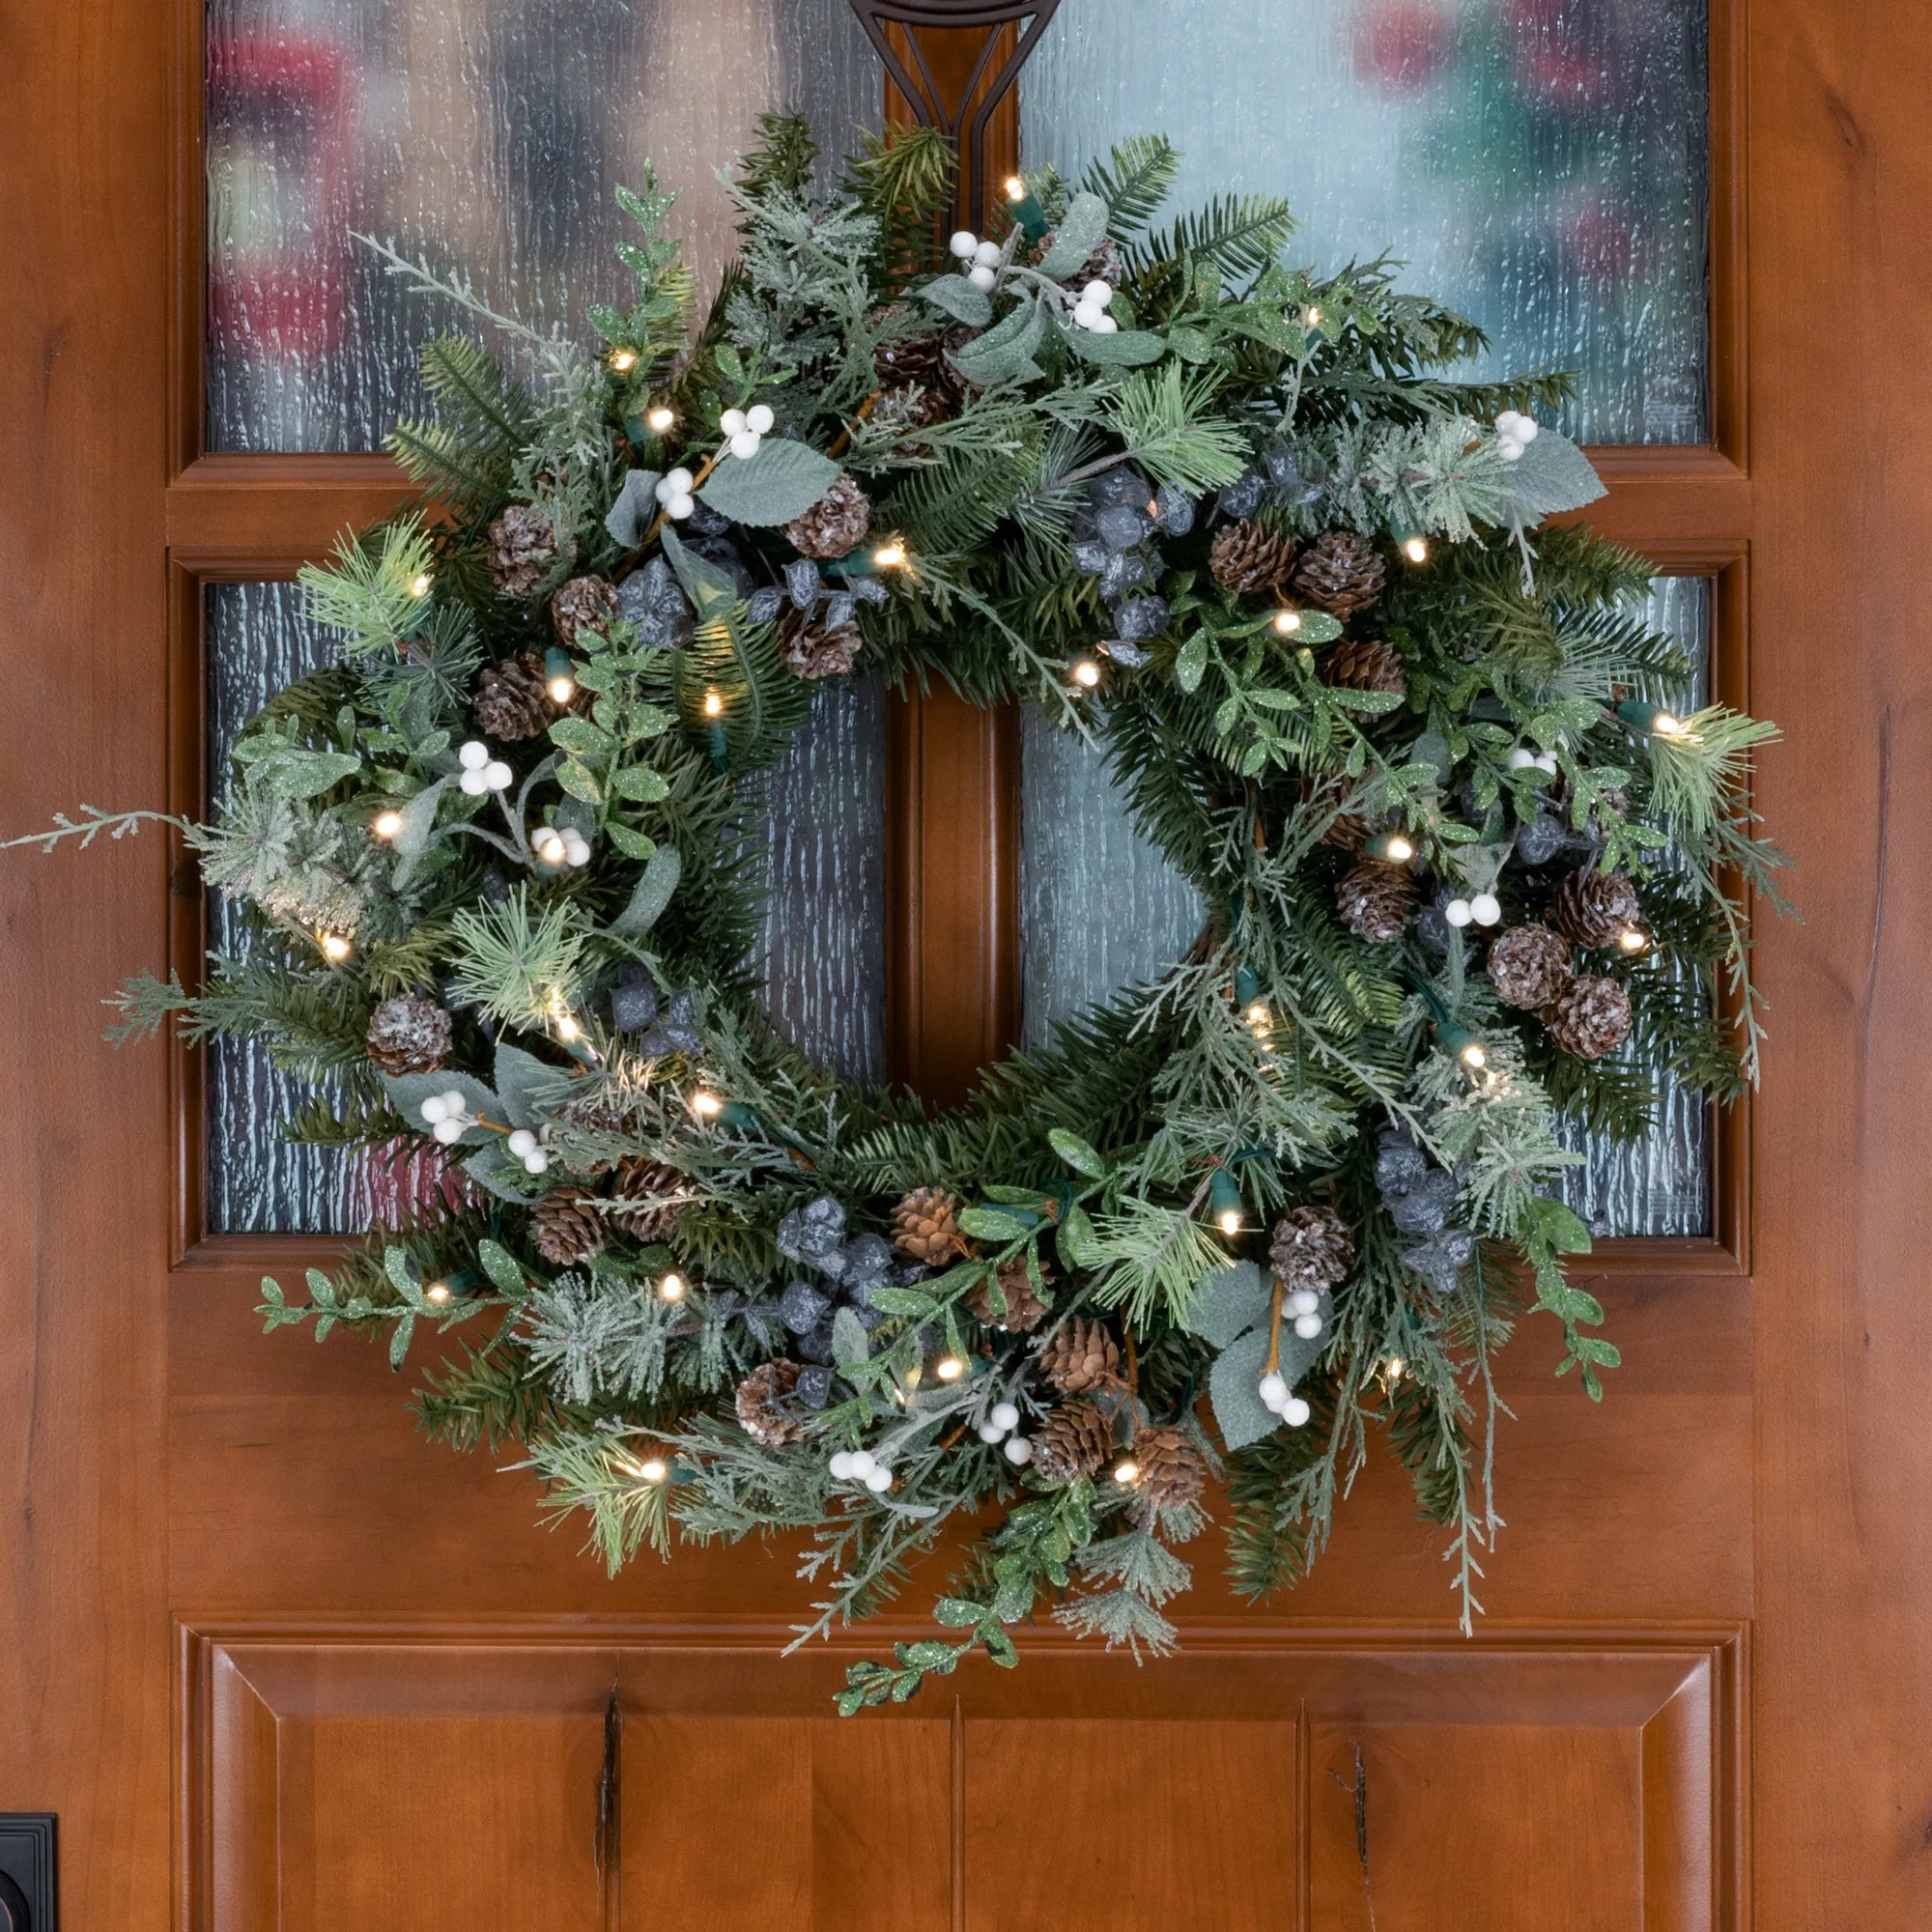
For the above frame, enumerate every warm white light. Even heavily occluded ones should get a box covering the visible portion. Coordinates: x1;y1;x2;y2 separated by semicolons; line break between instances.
425;1281;453;1306
658;1271;687;1303
645;405;675;433
1402;536;1430;565
1618;927;1650;953
702;689;724;718
1651;712;1685;738
1112;1459;1141;1486
1386;1356;1406;1380
554;1013;581;1044
1304;306;1322;327
609;349;638;373
1272;609;1301;635
536;832;567;865
1383;834;1414;863
1460;1041;1489;1071
1005;175;1027;201
935;1354;965;1383
1246;1003;1270;1029
638;1457;669;1484
319;931;353;963
690;1091;723;1119
547;673;576;705
373;810;405;840
1071;659;1102;689
1218;1208;1242;1236
409;572;433;599
873;541;908;569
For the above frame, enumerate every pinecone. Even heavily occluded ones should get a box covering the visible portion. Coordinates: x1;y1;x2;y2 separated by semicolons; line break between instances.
1270;1205;1355;1293
527;1159;687;1266
783;473;872;560
529;1186;610;1266
365;994;453;1076
1323;638;1406;697
1486;922;1574;1010
1129;1426;1208;1514
603;1156;690;1244
1336;860;1417;943
486;503;573;599
872;324;968;439
1037;1317;1121;1395
1301;774;1371;849
1208;519;1297;596
736;1360;808;1448
1550;867;1642;949
473;652;555;742
779;607;863;680
1293;530;1387;617
968;1257;1050;1333
1544;975;1634;1060
1031;1400;1115;1485
891;1186;966;1265
551;574;618;648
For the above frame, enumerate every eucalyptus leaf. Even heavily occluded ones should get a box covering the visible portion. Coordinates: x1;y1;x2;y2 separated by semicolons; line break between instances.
604;468;662;548
1047;1127;1108;1179
697;439;842;526
1065;327;1166;367
609;843;682;935
1208;1327;1280;1450
462;1138;541;1204
1503;430;1605;524
1037;191;1109;280
261;749;361;799
915;274;992;327
661;526;740;621
832;1306;870;1369
950;298;1049;387
1184;1260;1271;1350
493;1042;568;1131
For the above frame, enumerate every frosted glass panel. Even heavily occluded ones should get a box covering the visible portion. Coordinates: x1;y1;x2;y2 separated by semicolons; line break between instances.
205;582;886;1232
1018;577;1713;1237
1021;0;1709;444
207;0;877;450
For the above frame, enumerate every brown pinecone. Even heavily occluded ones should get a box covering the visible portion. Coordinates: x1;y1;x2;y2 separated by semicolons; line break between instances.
872;325;968;440
603;1156;690;1244
1270;1205;1355;1293
551;574;618;648
1208;519;1297;596
1550;866;1642;949
1544;975;1634;1060
783;472;872;560
365;994;453;1075
736;1360;808;1448
1030;1400;1115;1485
1128;1426;1208;1514
1300;774;1371;850
968;1257;1050;1333
1336;860;1417;943
1323;638;1406;696
486;503;573;599
529;1186;609;1266
1293;530;1387;617
1487;922;1574;1010
1037;1317;1121;1395
779;608;862;680
527;1159;687;1265
891;1186;966;1265
473;652;555;741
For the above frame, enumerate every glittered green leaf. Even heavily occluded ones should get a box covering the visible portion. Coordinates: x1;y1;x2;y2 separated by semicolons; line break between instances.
915;274;992;327
1037;191;1109;280
1047;1127;1108;1179
609;843;682;935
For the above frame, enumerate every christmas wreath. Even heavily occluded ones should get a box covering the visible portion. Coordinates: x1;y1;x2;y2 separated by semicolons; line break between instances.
20;120;1782;1712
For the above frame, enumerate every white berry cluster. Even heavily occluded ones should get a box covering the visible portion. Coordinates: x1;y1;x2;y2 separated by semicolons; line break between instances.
1494;410;1541;463
457;739;513;795
1445;891;1503;929
1285;1287;1324;1340
948;229;1005;293
1257;1371;1313;1428
1070;279;1119;334
720;403;775;460
417;1089;476;1145
976;1400;1035;1465
533;821;591;869
505;1127;551;1176
828;1447;895;1493
1508;745;1560;776
653;467;696;521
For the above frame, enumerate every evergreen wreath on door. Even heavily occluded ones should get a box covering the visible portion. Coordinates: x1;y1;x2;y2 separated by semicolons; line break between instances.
12;117;1782;1713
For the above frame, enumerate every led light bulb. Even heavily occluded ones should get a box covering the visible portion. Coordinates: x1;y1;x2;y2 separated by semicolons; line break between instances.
1460;1040;1489;1071
703;689;724;718
690;1091;723;1120
1071;659;1102;689
547;672;575;704
609;349;638;373
935;1354;965;1383
638;1458;669;1484
373;810;404;840
319;932;353;963
425;1281;453;1306
1304;306;1322;327
409;572;433;599
645;405;675;433
554;1013;581;1044
1218;1208;1242;1236
872;541;907;569
658;1271;687;1302
1246;1003;1270;1030
1386;1356;1406;1380
536;831;567;865
1618;926;1650;953
1005;176;1027;201
1402;535;1430;565
1272;609;1302;635
1112;1459;1141;1486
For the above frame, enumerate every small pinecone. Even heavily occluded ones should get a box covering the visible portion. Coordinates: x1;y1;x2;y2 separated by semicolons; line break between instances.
1301;774;1370;850
1487;922;1574;1010
1336;860;1417;944
1323;638;1406;697
736;1360;808;1448
486;503;573;599
473;652;555;741
1550;866;1642;949
873;326;966;434
1208;519;1297;596
551;574;618;648
784;473;872;560
1270;1205;1355;1293
365;994;453;1076
529;1186;611;1266
1031;1400;1114;1485
1130;1426;1208;1514
1037;1317;1121;1396
891;1186;966;1265
1544;975;1634;1060
527;1160;682;1266
968;1257;1049;1333
1293;530;1387;617
779;608;862;681
604;1156;689;1244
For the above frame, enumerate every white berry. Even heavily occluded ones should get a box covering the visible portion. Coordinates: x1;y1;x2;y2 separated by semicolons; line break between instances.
1081;279;1114;308
1258;1371;1288;1411
1283;1396;1312;1427
967;264;997;293
458;769;487;796
746;403;775;436
1091;313;1118;334
1445;898;1474;927
949;230;978;261
1516;415;1539;443
523;1150;549;1175
1293;1312;1322;1340
1508;748;1538;771
459;740;491;770
829;1450;855;1481
1287;1288;1320;1318
666;493;695;521
728;430;761;460
973;239;1003;268
847;1449;875;1480
865;1465;894;1493
990;1401;1021;1433
1073;300;1103;330
562;832;591;865
432;1118;465;1145
1470;892;1502;926
483;760;513;792
720;408;748;436
1004;1435;1033;1465
420;1095;450;1124
979;1421;1006;1444
1497;437;1525;463
654;468;694;503
1534;753;1559;775
507;1129;536;1157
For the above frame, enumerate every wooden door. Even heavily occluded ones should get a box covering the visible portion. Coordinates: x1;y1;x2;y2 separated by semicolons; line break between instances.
3;2;1928;1926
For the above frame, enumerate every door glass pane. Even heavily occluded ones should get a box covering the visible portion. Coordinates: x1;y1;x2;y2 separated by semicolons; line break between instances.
206;0;877;451
1018;577;1712;1239
1020;0;1710;444
204;582;885;1234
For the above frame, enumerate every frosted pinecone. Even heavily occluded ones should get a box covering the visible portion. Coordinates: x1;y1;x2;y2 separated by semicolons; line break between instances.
486;503;574;599
1037;1317;1121;1395
891;1187;966;1264
783;473;872;560
1030;1400;1115;1485
365;995;453;1076
1293;530;1387;617
1323;638;1406;696
551;575;618;648
736;1360;808;1448
1208;518;1297;596
1487;922;1574;1010
1270;1205;1355;1293
1336;860;1417;943
967;1257;1050;1333
1550;867;1642;949
1544;975;1634;1060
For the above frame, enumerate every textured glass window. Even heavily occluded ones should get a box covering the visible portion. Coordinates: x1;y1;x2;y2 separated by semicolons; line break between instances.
1018;577;1713;1238
1020;0;1710;444
204;582;885;1234
206;0;877;450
